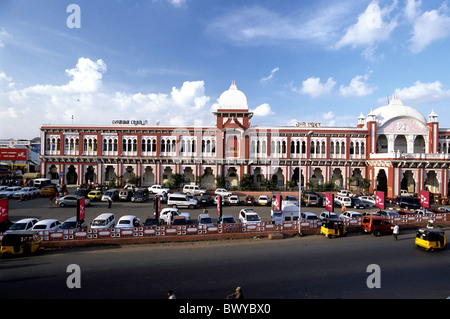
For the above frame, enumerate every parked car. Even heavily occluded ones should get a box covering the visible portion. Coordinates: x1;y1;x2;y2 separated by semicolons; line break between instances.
319;211;339;220
168;193;198;209
378;210;400;217
116;215;141;228
131;189;149;202
60;216;87;229
40;186;56;197
395;196;420;209
335;196;352;207
244;195;256;206
257;195;271;206
143;216;159;226
352;198;368;209
0;186;22;198
218;215;237;224
155;193;168;204
7;218;39;232
32;219;61;231
101;189;119;202
214;195;226;205
197;213;214;227
123;184;139;192
215;188;232;197
301;212;319;220
340;211;363;219
148;184;169;195
302;194;319;206
283;195;299;206
159;208;190;224
56;195;91;207
227;195;241;205
199;195;214;206
239;209;261;224
361;215;393;236
172;216;187;225
119;189;133;201
13;187;39;199
88;190;103;201
438;206;450;213
337;190;354;197
359;196;375;205
91;213;116;229
183;184;206;196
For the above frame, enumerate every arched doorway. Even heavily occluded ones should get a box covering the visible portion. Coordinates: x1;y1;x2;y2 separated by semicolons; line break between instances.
376;169;387;194
66;165;78;185
142;166;155;186
394;135;407;153
424;171;439;194
331;168;343;188
85;165;96;184
401;170;415;194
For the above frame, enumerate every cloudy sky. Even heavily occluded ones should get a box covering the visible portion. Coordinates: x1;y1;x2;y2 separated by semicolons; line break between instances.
1;0;450;139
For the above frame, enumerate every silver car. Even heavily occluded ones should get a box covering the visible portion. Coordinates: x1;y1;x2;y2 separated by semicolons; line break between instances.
56;195;91;207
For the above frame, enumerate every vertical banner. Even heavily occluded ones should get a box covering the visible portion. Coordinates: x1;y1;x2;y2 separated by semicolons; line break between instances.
158;195;161;218
375;191;385;210
273;194;282;211
217;195;222;219
0;198;8;223
77;197;85;222
420;190;430;209
325;193;334;212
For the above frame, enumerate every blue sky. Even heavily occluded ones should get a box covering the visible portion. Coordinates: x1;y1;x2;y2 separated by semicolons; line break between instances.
1;0;450;139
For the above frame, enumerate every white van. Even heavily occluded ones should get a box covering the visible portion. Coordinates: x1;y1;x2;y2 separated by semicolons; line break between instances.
271;205;299;224
33;178;52;188
182;185;206;196
168;193;198;209
91;213;115;229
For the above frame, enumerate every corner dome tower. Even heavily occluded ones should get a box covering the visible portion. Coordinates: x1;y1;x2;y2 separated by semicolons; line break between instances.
372;95;427;126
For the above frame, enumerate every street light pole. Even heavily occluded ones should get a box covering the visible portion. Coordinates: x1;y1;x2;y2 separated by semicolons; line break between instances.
299;130;314;236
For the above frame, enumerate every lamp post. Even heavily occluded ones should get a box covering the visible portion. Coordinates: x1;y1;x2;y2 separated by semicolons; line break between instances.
299;130;314;236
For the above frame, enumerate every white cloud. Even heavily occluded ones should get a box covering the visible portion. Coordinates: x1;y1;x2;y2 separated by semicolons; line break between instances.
334;0;398;49
0;28;12;48
0;57;212;138
409;3;450;53
166;0;187;8
323;111;335;120
390;80;450;105
296;77;336;98
339;73;377;97
260;67;279;84
251;103;274;117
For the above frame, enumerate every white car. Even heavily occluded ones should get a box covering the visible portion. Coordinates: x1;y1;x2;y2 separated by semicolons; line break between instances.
0;186;22;198
239;209;261;224
319;211;339;220
340;211;363;219
159;208;190;224
32;219;61;231
257;195;271;206
198;213;214;227
13;187;40;199
148;184;169;195
215;188;232;197
116;215;141;228
60;216;87;229
301;212;319;220
7;218;39;232
227;195;241;205
359;196;375;205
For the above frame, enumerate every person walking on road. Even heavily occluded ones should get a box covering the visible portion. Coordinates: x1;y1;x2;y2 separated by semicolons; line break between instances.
393;224;399;240
227;287;244;299
168;289;176;299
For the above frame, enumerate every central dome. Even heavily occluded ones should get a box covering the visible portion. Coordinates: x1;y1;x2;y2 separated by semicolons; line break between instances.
372;95;427;126
218;82;248;110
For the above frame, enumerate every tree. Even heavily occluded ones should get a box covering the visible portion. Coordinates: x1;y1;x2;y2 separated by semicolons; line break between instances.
169;173;184;189
215;175;225;189
239;174;253;191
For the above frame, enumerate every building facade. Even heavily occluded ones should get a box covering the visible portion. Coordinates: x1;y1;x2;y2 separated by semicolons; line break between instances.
40;84;450;198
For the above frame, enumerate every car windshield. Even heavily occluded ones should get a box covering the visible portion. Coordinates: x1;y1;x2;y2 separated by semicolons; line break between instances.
200;218;213;224
9;223;27;230
119;220;131;225
273;212;282;217
33;225;47;230
222;217;235;223
61;221;77;229
247;215;260;221
92;220;106;226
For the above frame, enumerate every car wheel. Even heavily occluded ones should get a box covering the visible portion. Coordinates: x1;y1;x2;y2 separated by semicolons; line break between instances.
172;204;177;208
188;205;194;209
60;203;65;207
374;230;381;237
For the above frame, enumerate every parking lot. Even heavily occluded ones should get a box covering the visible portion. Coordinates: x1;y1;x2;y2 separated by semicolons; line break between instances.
4;187;385;229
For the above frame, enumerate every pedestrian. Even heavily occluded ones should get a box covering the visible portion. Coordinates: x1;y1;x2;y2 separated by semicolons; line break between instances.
341;204;346;213
227;287;244;299
49;195;53;208
108;197;112;209
167;211;172;226
168;289;176;299
393;224;399;240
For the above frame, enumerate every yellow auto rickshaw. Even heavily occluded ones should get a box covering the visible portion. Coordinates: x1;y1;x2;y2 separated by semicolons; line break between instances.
0;231;43;257
320;218;347;238
415;228;446;251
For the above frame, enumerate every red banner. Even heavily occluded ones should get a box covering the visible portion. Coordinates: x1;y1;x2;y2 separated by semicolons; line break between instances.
273;194;281;211
77;197;85;221
420;190;430;209
325;193;334;212
0;198;8;223
217;195;222;217
0;148;28;161
375;191;385;209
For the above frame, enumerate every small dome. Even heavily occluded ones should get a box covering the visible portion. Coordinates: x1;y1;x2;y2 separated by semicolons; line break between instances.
372;95;426;126
218;82;248;110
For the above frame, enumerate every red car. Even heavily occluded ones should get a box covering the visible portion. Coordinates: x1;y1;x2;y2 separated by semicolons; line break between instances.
244;195;256;206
